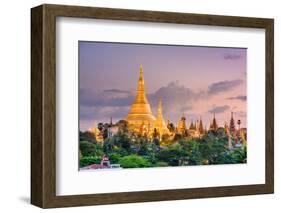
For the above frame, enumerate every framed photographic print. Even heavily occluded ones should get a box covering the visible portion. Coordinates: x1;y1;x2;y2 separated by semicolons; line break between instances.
31;4;274;208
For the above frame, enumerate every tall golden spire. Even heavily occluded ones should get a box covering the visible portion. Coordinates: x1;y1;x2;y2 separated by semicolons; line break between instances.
138;65;144;89
126;65;156;132
154;97;169;137
134;64;149;104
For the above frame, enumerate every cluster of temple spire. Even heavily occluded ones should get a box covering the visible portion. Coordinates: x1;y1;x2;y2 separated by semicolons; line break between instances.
172;111;242;140
124;65;244;140
90;65;246;145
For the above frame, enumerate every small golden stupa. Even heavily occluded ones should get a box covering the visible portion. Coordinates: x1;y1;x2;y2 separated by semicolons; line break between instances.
177;114;187;134
154;98;170;137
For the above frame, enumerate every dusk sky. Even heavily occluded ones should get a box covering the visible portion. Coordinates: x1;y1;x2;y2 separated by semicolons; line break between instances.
79;41;247;131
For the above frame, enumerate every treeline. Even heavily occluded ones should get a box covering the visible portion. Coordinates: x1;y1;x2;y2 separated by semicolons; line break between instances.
79;128;247;168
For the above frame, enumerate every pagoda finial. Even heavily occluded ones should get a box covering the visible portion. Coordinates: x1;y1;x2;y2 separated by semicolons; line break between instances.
140;64;143;74
157;97;163;115
137;64;145;92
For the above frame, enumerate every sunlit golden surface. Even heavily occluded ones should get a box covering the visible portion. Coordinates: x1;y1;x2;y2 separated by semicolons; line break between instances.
126;65;168;136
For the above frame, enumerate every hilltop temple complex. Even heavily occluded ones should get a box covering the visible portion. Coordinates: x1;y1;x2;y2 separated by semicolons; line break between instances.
90;65;247;145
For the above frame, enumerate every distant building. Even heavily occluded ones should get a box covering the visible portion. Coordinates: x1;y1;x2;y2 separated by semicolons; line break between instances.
81;155;121;170
101;155;110;167
209;113;218;131
107;125;119;138
224;112;247;148
177;114;187;135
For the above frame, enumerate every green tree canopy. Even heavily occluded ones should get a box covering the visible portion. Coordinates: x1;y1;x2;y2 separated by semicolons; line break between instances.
79;131;96;143
79;140;103;157
119;155;151;168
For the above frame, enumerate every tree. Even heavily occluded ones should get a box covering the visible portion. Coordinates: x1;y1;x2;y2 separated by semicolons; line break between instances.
103;138;114;154
79;131;96;143
137;137;150;156
112;131;131;152
119;155;151;168
79;140;103;157
97;122;109;139
118;132;131;151
102;128;109;140
144;143;160;164
199;131;229;164
116;120;129;133
230;145;247;163
179;139;201;165
152;137;160;146
167;122;175;132
102;130;133;157
157;143;186;166
108;153;122;164
79;156;101;167
98;123;104;131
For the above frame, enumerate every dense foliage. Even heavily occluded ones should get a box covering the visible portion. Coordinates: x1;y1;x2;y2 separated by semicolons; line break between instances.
79;128;247;168
119;155;151;168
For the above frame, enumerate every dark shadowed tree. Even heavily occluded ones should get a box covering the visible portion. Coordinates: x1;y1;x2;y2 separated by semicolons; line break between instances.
79;131;96;143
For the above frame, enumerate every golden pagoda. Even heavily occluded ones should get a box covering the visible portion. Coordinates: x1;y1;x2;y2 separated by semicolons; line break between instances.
125;65;156;133
154;98;170;137
177;114;187;134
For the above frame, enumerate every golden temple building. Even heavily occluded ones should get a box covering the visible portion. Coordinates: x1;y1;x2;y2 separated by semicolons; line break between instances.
187;117;205;138
177;114;187;135
125;65;170;137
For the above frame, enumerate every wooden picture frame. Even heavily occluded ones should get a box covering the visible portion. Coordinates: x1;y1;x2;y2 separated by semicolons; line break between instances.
31;4;274;208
